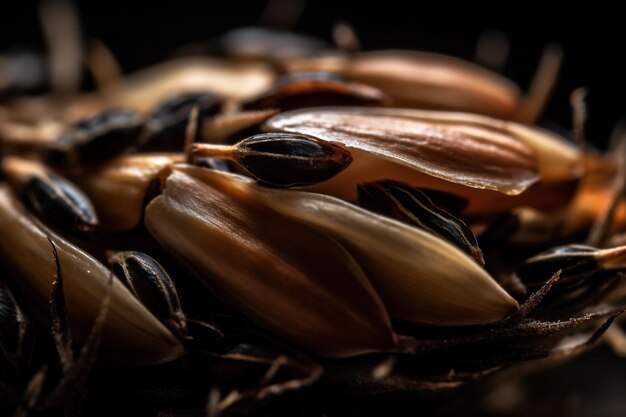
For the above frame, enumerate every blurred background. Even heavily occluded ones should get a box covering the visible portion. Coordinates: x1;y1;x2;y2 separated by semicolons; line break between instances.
2;2;626;415
1;0;624;147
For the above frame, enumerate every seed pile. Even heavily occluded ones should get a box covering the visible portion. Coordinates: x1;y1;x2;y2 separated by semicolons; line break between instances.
1;18;626;417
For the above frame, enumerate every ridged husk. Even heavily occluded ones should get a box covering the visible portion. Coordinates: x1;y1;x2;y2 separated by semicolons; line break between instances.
66;153;182;231
145;166;400;357
150;166;519;326
281;51;521;119
0;186;183;364
264;107;581;212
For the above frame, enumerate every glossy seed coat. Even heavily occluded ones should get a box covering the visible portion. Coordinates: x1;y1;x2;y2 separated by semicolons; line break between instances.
357;180;484;264
191;133;352;187
108;251;187;336
2;157;98;234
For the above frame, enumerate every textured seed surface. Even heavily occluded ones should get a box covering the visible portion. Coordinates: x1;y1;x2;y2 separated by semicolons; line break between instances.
192;133;353;187
0;186;183;364
161;166;519;325
145;166;399;356
357;180;484;264
108;251;187;336
2;157;98;234
264;107;539;195
517;245;626;286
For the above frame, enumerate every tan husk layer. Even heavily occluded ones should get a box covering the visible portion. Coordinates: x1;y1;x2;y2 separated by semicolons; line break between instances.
0;186;183;364
145;167;399;357
158;166;519;326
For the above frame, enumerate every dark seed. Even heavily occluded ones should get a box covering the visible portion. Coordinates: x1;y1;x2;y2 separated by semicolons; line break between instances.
516;244;626;288
46;109;143;165
237;133;352;187
2;158;98;234
26;173;98;234
244;71;386;111
143;92;221;151
108;251;187;336
191;133;353;187
357;180;484;264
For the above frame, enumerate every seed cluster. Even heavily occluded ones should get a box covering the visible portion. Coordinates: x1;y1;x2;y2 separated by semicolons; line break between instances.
0;21;625;417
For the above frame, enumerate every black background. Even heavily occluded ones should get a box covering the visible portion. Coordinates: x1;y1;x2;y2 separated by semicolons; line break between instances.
2;1;624;147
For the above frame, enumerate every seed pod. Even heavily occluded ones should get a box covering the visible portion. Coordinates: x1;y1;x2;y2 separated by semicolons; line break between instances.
517;244;626;288
0;281;30;364
282;50;521;119
2;157;98;234
145;166;399;357
357;180;484;265
46;109;143;166
66;154;182;232
108;251;187;337
265;107;582;212
191;133;352;187
150;166;518;326
244;72;386;111
0;186;183;364
142;92;221;151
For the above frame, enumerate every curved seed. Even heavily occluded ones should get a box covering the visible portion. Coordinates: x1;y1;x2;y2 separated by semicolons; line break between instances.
0;186;183;364
283;50;521;119
264;107;540;196
66;153;182;232
108;251;187;337
2;157;98;234
142;92;221;151
161;166;519;326
357;180;484;265
46;109;143;166
517;244;626;287
244;72;386;111
145;167;399;357
191;133;352;187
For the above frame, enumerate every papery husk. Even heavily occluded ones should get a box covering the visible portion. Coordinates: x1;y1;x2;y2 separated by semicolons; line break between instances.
0;186;183;364
99;58;276;114
145;166;399;357
282;51;521;119
66;153;182;231
264;107;581;210
162;166;519;326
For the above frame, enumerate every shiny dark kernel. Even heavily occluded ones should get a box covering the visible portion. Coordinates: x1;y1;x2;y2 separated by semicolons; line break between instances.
357;180;484;264
515;245;625;289
244;72;385;111
47;109;143;165
108;251;187;336
25;173;98;234
235;133;353;187
143;92;221;151
190;133;352;187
